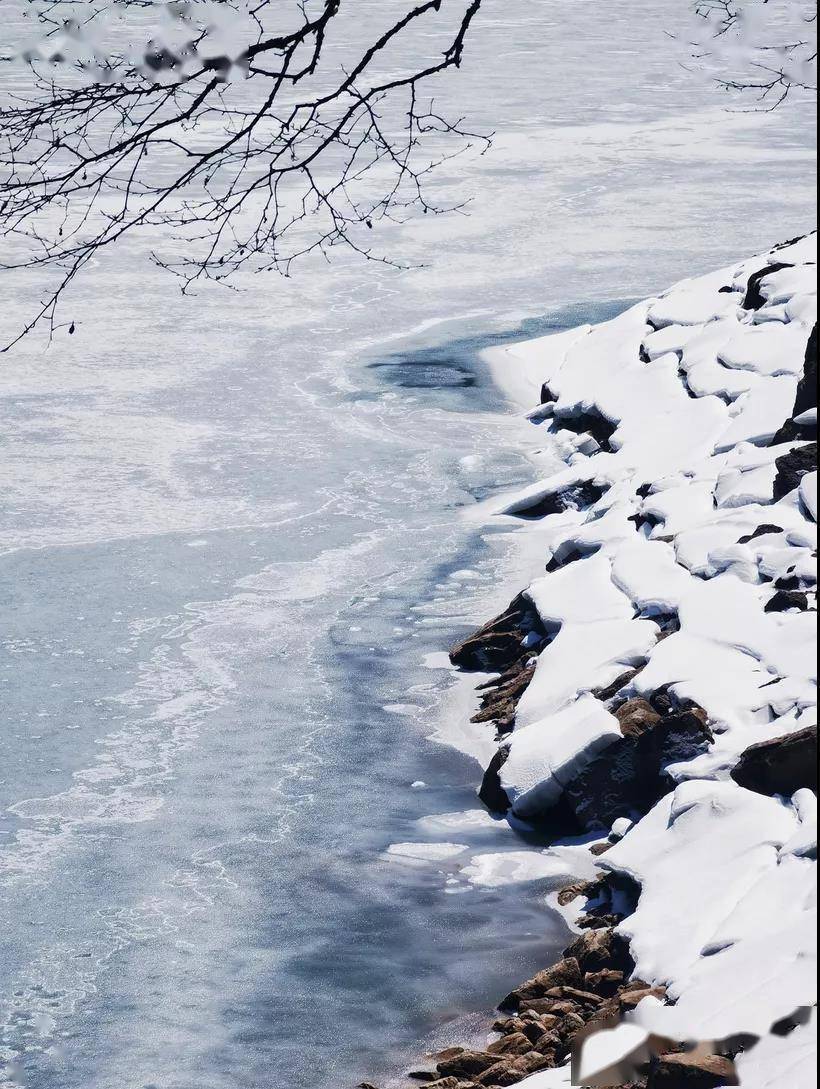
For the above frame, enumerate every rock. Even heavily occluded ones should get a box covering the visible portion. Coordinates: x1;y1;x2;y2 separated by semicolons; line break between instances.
486;1033;533;1058
737;523;783;544
564;928;635;976
449;593;543;672
589;841;614;856
772;441;817;502
619;985;667;1011
615;697;662;738
437;1051;501;1079
408;1073;441;1083
514;479;609;520
557;879;599;907
584;969;626;996
578;912;620;929
476;1051;553;1086
500;957;583;1011
472;663;536;733
774;572;801;590
564;706;713;830
553;407;618;451
742;261;791;310
478;747;511;813
433;1048;465;1062
649;1052;739;1087
730;724;818;796
419;1080;462;1089
764;589;809;612
771;323;818;444
592;667;642;703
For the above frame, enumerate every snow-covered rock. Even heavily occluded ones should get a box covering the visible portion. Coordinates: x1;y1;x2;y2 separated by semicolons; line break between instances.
478;234;817;1085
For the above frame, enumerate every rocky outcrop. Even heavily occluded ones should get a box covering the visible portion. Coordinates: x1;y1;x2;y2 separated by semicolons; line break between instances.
647;1052;739;1088
527;698;713;832
513;479;609;520
770;323;818;445
772;441;817;502
449;594;545;673
730;725;818;797
472;662;537;736
742;262;792;311
478;748;512;813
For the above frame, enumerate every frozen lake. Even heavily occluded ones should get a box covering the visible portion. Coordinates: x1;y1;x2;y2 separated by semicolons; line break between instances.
0;2;815;1087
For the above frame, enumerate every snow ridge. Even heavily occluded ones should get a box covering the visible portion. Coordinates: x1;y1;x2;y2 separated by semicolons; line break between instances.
482;234;817;1086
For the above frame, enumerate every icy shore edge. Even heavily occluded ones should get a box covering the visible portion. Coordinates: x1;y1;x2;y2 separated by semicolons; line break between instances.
371;233;818;1089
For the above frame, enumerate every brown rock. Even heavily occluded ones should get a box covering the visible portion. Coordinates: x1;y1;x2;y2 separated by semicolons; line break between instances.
476;1051;554;1086
556;1010;587;1039
449;594;543;672
437;1052;500;1079
620;985;667;1012
557;879;599;907
485;1033;532;1058
500;957;583;1010
584;968;626;996
649;1052;739;1087
616;697;662;738
519;999;562;1017
731;725;818;796
561;986;605;1007
564;928;634;975
590;841;614;856
592;667;642;702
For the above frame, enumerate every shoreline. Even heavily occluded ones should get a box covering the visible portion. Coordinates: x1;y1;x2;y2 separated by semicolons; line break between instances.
365;234;818;1089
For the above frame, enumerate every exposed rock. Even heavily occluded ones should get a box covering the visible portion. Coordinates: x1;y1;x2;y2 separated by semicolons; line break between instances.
615;698;662;738
772;442;817;502
564;928;635;976
553;407;618;450
478;747;512;813
737;523;784;544
764;589;809;613
564;707;713;830
499;957;584;1012
486;1033;533;1058
730;724;818;796
584;969;626;997
771;323;818;445
449;594;544;672
436;1051;502;1079
773;572;801;590
648;1052;739;1087
514;479;609;520
557;879;600;907
592;667;642;703
471;663;536;734
742;261;791;310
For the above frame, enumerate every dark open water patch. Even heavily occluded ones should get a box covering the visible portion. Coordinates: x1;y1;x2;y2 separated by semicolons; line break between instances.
364;298;640;410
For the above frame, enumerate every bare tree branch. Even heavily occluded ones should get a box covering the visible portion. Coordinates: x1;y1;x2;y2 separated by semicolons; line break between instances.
0;0;488;350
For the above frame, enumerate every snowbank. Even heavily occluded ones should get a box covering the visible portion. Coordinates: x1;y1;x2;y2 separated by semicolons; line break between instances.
477;234;817;1085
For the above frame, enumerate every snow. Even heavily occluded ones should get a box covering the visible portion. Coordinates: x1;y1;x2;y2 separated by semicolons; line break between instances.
734;1010;818;1089
501;695;622;818
475;236;817;1084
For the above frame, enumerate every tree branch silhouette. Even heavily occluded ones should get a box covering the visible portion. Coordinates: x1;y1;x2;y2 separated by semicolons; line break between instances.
0;0;487;350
